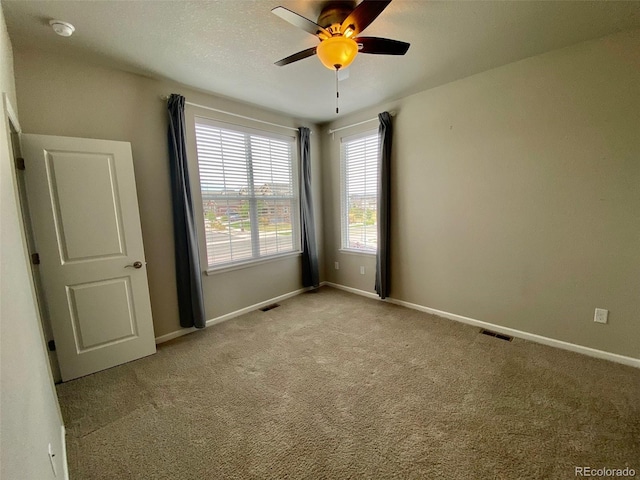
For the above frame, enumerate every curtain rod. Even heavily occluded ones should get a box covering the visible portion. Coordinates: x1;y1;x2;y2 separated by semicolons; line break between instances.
327;111;396;135
161;95;306;133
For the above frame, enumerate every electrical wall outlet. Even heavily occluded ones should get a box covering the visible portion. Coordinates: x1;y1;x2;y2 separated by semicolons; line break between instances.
48;443;57;477
334;262;339;270
594;308;608;324
360;266;365;275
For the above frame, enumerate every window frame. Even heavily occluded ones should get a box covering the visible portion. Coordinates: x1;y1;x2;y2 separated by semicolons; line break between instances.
339;129;380;255
192;116;302;273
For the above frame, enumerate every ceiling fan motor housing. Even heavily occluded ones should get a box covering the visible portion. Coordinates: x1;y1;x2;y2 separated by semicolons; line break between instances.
318;3;354;33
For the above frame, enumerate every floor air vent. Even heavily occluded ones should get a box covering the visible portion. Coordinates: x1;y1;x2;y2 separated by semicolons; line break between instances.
260;303;280;312
480;329;513;342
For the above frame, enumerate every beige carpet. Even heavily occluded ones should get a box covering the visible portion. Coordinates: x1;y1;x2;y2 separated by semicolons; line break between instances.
58;287;640;479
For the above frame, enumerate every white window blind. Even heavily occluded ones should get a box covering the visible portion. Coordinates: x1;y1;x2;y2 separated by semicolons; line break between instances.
194;118;299;269
341;131;380;252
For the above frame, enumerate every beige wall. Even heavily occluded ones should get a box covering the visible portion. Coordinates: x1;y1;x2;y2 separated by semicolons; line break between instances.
13;50;324;338
0;5;15;108
0;4;66;479
323;29;640;359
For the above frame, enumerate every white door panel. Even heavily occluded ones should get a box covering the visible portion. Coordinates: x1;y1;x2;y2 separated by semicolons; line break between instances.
67;277;137;351
46;151;126;261
22;134;156;381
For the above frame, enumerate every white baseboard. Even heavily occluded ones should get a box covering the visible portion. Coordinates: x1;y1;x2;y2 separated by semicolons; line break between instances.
155;286;315;344
323;282;640;369
61;424;69;480
321;281;379;300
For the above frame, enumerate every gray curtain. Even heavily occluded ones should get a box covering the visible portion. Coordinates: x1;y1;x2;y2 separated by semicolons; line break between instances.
167;94;206;328
375;112;392;299
299;127;319;288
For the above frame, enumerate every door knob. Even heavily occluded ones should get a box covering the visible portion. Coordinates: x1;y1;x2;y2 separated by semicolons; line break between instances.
125;261;143;269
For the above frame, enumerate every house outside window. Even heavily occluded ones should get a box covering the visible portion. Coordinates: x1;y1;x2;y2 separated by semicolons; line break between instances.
194;117;300;269
340;130;379;253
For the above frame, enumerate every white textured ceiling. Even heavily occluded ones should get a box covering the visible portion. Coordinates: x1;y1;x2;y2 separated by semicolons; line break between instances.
3;0;640;123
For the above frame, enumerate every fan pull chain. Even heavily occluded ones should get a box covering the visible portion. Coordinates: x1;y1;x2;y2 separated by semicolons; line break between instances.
335;68;340;114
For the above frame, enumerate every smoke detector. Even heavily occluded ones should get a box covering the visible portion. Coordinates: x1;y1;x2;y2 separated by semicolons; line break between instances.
49;20;75;37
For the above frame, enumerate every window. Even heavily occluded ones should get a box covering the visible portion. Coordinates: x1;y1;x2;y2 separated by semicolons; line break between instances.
194;118;300;269
341;131;380;253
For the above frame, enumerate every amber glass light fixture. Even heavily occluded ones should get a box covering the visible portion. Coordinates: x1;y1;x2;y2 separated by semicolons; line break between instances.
316;36;358;70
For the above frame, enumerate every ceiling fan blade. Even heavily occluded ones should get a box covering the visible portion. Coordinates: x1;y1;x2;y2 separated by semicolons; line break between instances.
341;0;392;36
272;6;330;38
275;47;318;66
356;37;410;55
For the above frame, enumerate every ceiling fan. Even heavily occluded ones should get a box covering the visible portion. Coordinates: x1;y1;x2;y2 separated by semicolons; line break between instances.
272;0;410;71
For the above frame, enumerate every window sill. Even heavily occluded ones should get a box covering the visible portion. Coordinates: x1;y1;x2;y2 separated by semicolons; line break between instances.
339;248;377;257
205;251;302;275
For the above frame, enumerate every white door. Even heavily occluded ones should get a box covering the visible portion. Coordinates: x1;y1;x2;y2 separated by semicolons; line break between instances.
21;134;156;381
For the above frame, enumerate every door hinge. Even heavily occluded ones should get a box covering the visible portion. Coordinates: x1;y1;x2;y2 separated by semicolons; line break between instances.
47;340;56;352
15;157;25;170
31;253;41;265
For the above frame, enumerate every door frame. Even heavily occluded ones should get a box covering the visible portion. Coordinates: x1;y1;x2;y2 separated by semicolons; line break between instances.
7;102;62;382
3;93;62;381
